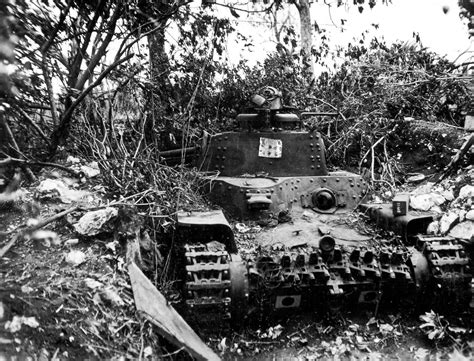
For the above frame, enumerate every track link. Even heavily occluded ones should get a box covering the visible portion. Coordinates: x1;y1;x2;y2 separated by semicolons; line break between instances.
416;235;472;310
184;244;232;323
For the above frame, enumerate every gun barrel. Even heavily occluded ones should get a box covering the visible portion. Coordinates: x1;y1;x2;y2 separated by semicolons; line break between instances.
159;146;198;158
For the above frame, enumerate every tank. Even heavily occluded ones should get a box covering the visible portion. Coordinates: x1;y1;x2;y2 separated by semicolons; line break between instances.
176;87;472;326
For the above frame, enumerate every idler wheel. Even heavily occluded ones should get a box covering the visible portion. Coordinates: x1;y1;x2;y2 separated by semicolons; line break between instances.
312;188;337;213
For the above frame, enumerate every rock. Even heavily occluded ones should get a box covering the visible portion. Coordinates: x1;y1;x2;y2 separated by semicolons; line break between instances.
439;211;459;234
235;223;250;233
31;230;59;247
84;278;103;290
448;221;474;240
38;348;50;361
20;285;34;294
407;174;426;183
441;189;455;202
5;316;39;333
0;301;5;321
412;182;435;195
410;194;434;211
410;192;447;211
66;156;80;164
100;286;125;307
64;238;79;247
36;179;86;204
74;207;118;236
139;231;153;252
431;194;446;206
430;205;443;214
459;210;467;222
105;240;118;253
458;185;474;199
426;221;440;235
466;210;474;221
65;250;86;266
80;162;100;178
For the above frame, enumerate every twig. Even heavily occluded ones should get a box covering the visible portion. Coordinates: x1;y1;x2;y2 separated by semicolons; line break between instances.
0;206;79;258
307;96;347;121
15;106;51;145
0;156;82;177
159;347;185;358
82;344;133;357
0;114;36;182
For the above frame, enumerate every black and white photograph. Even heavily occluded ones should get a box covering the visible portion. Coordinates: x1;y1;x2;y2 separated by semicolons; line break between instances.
0;0;473;359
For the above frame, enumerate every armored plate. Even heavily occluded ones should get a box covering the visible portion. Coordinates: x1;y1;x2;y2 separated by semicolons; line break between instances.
177;210;237;253
256;211;372;249
199;131;328;177
204;172;369;219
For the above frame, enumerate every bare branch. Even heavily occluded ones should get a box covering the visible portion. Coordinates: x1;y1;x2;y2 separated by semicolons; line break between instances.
62;53;134;124
40;0;72;54
75;2;121;90
14;106;51;145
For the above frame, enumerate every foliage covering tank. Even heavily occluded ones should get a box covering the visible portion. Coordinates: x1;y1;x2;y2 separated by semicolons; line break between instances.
176;87;472;327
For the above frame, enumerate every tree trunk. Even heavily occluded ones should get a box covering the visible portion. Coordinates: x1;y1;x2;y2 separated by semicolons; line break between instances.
147;24;174;149
296;0;315;82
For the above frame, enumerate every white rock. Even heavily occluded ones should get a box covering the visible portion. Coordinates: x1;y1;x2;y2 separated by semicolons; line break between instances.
458;185;474;199
84;278;103;290
439;211;459;234
407;174;425;183
36;179;86;204
412;183;435;195
100;286;125;307
441;189;455;202
65;250;86;266
74;207;118;236
431;194;446;206
5;316;39;333
410;194;434;211
0;302;5;321
66;156;80;164
235;223;250;233
426;221;440;235
459;210;467;222
80;162;100;178
64;238;79;247
430;206;443;214
466;210;474;221
448;221;474;240
31;230;59;247
20;285;34;294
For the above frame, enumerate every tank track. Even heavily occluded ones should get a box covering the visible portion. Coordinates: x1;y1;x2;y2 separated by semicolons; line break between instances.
183;237;472;326
416;235;472;311
184;244;249;327
247;244;414;313
184;244;232;324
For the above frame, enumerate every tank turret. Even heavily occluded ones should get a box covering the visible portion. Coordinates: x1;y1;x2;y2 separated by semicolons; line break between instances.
198;86;367;219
